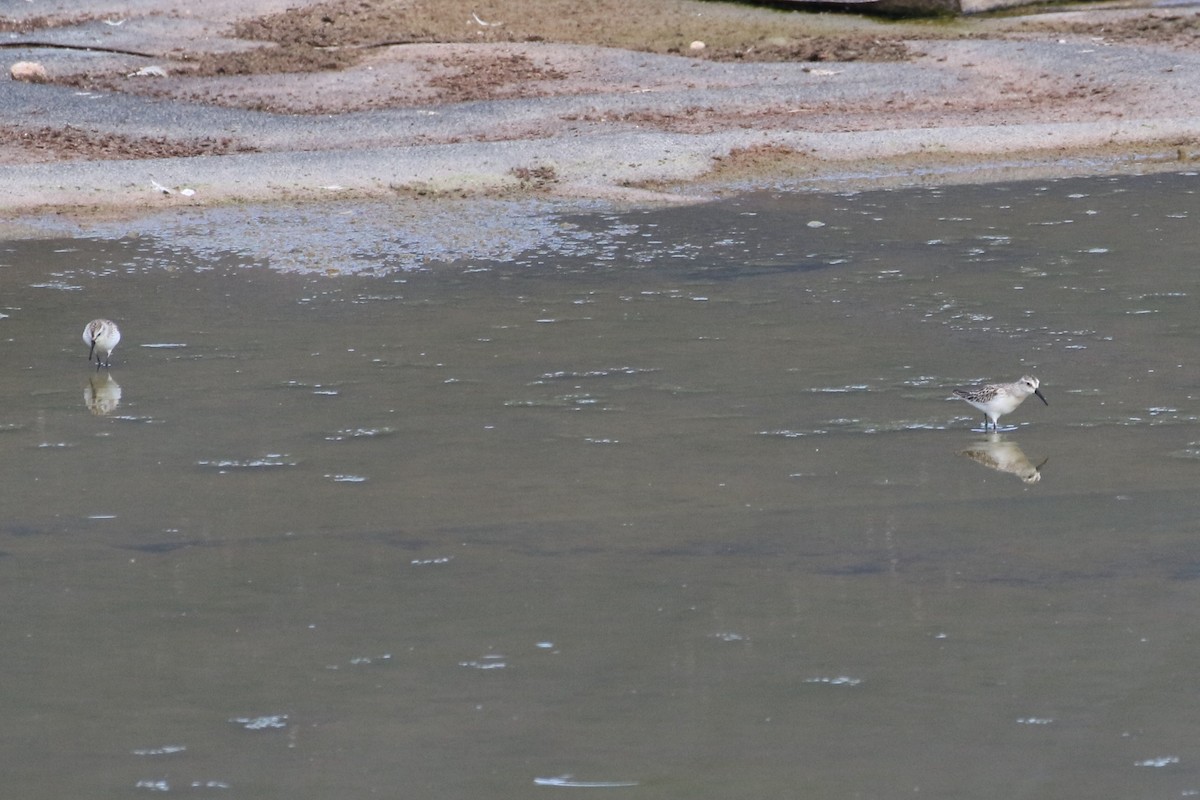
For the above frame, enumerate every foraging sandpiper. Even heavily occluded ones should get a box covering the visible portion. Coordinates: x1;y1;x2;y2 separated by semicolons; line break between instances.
952;375;1047;431
82;319;121;368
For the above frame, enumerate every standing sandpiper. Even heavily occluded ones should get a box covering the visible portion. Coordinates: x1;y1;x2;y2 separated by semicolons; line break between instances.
83;319;121;368
952;375;1047;431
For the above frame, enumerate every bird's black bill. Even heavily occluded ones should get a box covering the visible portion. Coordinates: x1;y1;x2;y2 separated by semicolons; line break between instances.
1034;388;1048;405
88;339;96;361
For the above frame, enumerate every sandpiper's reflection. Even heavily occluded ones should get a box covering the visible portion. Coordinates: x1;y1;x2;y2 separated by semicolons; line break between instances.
84;372;122;416
958;434;1047;483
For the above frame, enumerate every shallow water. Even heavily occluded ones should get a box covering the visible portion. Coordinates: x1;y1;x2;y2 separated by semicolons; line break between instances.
3;171;1200;798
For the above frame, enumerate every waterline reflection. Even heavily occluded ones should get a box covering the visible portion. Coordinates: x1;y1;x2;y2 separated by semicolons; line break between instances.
83;373;121;416
958;433;1049;483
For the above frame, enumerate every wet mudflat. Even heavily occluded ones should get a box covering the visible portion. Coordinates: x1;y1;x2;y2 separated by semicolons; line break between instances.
2;171;1200;798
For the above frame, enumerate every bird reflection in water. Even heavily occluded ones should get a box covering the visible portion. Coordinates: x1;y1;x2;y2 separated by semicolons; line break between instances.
958;434;1047;484
84;373;122;416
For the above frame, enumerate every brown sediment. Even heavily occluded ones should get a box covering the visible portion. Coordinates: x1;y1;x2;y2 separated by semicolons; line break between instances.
0;0;1199;212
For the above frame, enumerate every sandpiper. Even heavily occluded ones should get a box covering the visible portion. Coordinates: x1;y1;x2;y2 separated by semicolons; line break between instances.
83;319;121;368
952;375;1047;431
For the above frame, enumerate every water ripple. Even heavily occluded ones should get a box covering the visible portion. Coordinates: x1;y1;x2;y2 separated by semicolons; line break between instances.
197;455;296;470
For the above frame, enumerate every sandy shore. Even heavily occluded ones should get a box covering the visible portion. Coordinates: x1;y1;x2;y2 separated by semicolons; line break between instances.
2;0;1200;223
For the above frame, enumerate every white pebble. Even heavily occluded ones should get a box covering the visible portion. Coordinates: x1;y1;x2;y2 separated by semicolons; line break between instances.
10;61;48;83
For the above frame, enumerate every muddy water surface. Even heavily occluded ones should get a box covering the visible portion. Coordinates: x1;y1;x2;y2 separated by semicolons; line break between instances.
3;172;1200;798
